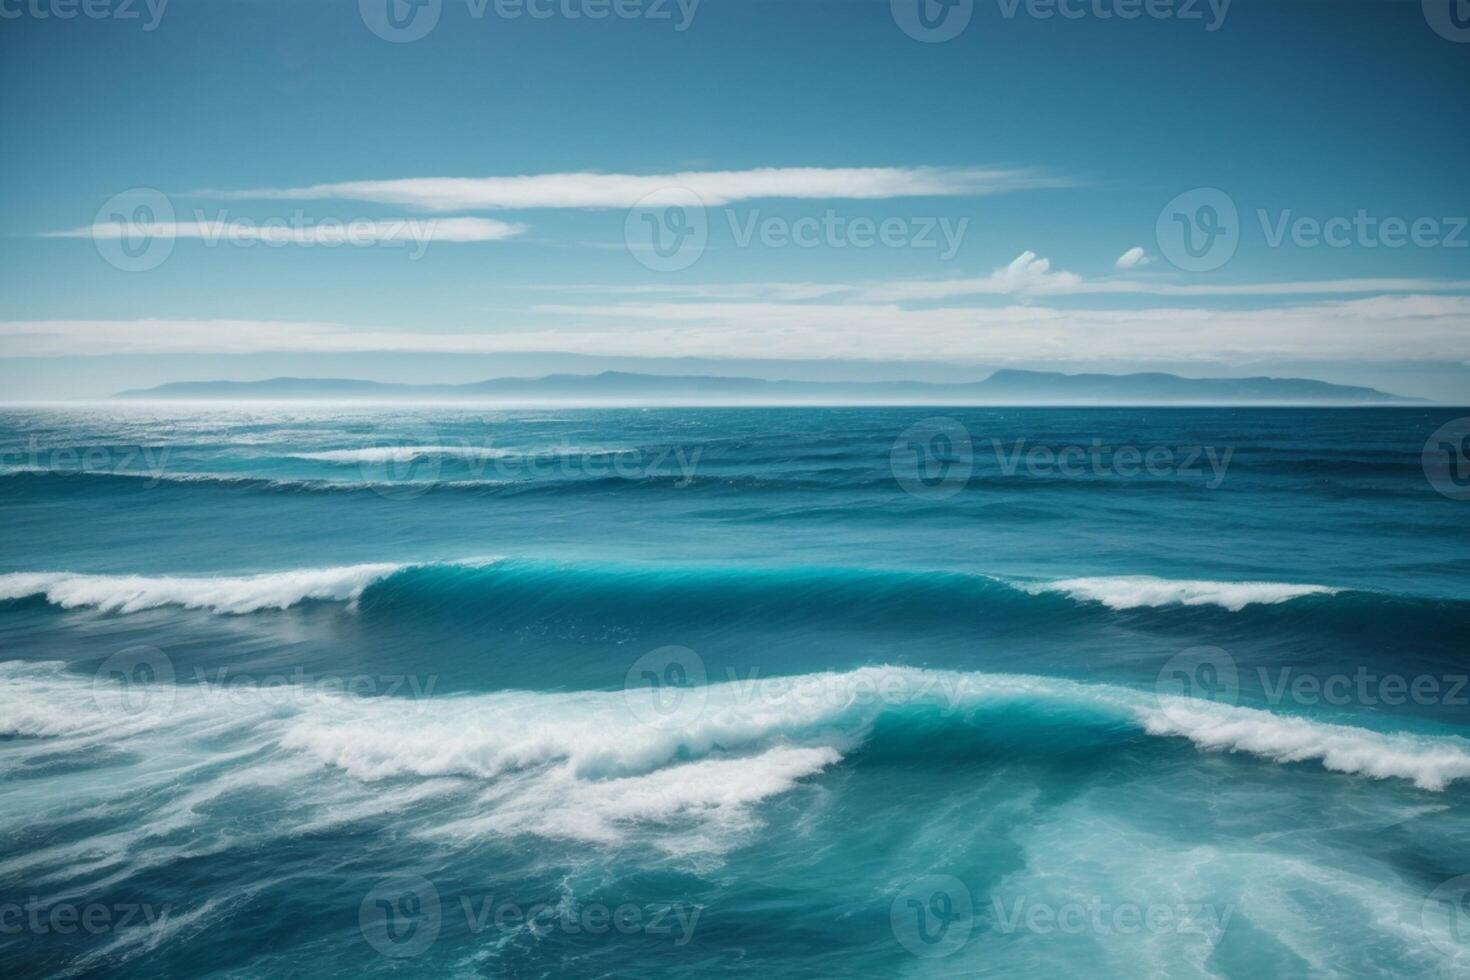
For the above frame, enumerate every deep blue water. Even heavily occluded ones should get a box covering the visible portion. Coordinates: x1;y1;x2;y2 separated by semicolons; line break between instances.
2;405;1469;978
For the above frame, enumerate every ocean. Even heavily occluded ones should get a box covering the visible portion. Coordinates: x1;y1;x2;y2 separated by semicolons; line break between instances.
2;405;1469;978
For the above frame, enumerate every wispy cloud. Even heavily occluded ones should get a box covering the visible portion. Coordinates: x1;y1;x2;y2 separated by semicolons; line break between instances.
582;252;1470;303
196;166;1075;211
43;216;525;244
6;294;1467;362
522;293;1470;361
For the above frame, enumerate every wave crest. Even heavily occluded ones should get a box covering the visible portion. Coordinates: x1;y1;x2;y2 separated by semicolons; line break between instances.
1022;575;1338;611
0;564;404;614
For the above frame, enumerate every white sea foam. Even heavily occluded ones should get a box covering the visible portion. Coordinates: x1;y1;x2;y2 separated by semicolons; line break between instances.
1022;575;1338;611
12;657;1467;793
5;657;1468;893
1140;700;1470;791
290;444;631;464
433;746;842;851
0;563;403;614
250;663;1470;794
291;446;514;463
276;678;866;782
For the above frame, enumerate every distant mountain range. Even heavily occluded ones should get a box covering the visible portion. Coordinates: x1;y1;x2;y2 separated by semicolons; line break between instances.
113;369;1421;404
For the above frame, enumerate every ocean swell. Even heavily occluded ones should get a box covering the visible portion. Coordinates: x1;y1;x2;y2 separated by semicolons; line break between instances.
0;560;1376;621
9;660;1469;794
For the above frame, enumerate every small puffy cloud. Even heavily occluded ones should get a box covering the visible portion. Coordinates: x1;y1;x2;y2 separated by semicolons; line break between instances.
998;250;1073;289
1114;246;1151;270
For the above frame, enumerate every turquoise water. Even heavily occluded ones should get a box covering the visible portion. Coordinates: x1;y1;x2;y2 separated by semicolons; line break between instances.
2;406;1469;978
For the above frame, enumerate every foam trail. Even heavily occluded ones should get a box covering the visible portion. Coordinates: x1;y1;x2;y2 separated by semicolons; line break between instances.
1022;575;1338;611
289;445;630;463
291;446;513;463
0;564;403;614
436;746;843;849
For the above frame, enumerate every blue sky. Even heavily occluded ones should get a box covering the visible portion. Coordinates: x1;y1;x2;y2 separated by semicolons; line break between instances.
1;0;1468;399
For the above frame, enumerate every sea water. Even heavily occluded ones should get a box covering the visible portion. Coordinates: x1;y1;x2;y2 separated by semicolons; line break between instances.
1;405;1468;978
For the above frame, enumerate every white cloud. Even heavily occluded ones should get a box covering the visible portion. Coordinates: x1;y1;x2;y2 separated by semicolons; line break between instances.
199;166;1073;212
995;250;1083;291
5;294;1467;363
825;250;1080;302
519;293;1470;362
44;216;524;245
1114;246;1151;269
584;271;1470;304
736;251;1470;303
